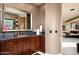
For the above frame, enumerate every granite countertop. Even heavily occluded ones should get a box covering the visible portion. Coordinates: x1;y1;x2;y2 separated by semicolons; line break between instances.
0;35;45;41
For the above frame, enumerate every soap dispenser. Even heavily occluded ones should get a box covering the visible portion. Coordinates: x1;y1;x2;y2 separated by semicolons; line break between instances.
36;29;40;35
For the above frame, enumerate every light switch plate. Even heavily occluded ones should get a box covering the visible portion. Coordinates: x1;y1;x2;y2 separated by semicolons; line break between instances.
49;30;52;33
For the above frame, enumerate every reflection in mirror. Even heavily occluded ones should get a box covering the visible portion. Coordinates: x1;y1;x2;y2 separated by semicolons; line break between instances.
3;5;32;31
0;4;3;32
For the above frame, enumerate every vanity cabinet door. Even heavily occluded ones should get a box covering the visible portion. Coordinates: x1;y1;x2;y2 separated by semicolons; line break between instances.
39;36;45;53
0;41;1;55
1;39;18;55
23;37;31;55
17;38;24;55
31;36;39;52
18;37;35;55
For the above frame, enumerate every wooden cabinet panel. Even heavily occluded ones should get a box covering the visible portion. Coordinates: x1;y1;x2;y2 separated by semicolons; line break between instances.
1;39;18;55
39;36;45;52
0;35;45;55
0;41;1;55
31;36;39;52
17;38;24;55
23;37;30;54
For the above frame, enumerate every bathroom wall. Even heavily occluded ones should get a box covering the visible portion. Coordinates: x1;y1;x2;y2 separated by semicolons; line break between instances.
45;3;61;54
38;5;45;30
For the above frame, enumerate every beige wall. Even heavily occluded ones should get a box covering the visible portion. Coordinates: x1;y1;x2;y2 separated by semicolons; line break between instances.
38;5;45;30
4;3;39;30
45;3;61;54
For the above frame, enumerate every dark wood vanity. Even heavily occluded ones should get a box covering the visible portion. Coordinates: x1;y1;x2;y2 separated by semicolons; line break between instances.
0;35;45;55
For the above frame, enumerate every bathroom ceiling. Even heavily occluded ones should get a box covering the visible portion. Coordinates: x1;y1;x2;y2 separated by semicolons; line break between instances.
62;3;79;21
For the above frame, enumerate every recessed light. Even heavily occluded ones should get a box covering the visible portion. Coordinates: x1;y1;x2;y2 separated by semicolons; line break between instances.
70;8;75;11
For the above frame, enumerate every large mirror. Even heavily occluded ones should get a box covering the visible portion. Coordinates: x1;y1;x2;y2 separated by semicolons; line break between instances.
2;4;32;31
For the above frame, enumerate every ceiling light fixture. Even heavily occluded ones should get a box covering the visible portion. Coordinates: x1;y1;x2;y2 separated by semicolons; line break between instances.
70;8;75;11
